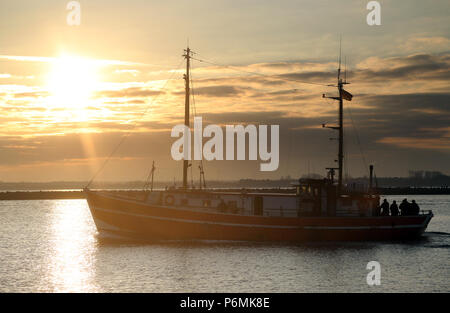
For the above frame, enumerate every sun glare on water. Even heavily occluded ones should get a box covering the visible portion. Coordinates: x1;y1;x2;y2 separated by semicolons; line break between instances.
47;55;99;114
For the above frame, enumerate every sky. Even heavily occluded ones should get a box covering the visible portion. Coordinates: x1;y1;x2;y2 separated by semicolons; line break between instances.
0;0;449;182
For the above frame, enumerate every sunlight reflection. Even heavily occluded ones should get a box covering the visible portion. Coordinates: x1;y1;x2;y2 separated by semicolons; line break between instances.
49;200;100;292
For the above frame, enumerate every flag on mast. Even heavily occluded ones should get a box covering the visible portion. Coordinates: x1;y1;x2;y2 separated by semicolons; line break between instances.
342;89;353;101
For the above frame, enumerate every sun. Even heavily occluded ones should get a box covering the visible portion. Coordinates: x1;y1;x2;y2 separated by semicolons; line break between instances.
47;55;99;110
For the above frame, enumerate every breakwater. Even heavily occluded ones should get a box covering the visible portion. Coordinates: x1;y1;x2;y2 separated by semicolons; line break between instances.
0;186;449;200
377;187;450;195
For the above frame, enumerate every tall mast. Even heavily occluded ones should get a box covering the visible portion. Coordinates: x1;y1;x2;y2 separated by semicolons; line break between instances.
323;40;351;194
182;47;192;189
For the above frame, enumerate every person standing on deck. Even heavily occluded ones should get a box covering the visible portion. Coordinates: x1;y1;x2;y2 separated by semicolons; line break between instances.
411;200;420;215
390;200;399;216
381;199;390;216
399;199;410;216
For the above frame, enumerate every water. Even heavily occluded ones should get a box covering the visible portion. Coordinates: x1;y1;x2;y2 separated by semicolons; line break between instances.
0;195;448;292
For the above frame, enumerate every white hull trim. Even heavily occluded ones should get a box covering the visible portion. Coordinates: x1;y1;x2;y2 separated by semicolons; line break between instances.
91;206;300;229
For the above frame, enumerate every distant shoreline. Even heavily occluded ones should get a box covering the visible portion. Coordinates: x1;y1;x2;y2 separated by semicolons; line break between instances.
377;187;450;195
0;187;449;200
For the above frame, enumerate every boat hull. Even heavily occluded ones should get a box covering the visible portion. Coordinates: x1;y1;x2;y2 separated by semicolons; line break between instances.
86;191;433;242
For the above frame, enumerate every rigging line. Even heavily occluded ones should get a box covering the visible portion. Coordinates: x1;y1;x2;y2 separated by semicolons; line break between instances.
346;101;370;177
189;60;198;116
191;56;332;87
189;59;207;185
344;141;349;182
143;167;152;190
86;59;185;188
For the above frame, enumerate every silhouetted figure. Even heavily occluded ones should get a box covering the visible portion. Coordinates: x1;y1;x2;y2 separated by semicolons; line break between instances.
390;200;399;216
380;199;390;216
411;200;420;215
399;199;410;216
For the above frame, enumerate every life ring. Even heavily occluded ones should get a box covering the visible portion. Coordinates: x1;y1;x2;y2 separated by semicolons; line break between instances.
165;195;175;206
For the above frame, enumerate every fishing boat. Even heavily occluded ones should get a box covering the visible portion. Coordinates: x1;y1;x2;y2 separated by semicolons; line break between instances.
85;47;433;242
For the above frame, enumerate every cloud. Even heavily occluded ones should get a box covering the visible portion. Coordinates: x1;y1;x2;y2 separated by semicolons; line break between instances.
202;111;287;124
401;36;450;53
377;137;450;151
1;52;450;179
193;85;246;97
354;53;450;81
361;93;450;115
114;69;140;76
171;85;247;98
0;73;35;80
0;55;150;67
95;87;165;98
0;55;54;63
279;71;333;82
13;91;49;98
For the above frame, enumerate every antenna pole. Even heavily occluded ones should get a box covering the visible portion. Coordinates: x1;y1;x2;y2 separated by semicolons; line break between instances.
322;38;350;195
338;69;344;194
182;47;192;189
338;37;341;81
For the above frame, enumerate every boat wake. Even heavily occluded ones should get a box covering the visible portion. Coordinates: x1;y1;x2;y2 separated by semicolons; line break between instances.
421;231;450;249
426;231;450;236
425;244;450;248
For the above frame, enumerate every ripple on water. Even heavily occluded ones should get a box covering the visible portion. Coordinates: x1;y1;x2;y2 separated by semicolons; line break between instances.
0;197;449;292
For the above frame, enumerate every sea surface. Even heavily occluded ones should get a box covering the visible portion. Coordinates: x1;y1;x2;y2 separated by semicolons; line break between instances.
0;195;449;293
